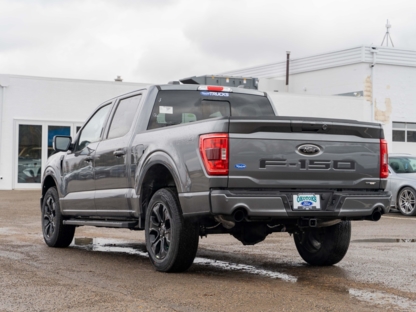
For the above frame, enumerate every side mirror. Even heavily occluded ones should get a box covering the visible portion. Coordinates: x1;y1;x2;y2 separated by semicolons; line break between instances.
53;136;73;152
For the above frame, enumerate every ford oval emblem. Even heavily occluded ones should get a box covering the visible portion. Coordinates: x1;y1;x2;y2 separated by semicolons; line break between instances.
300;201;313;206
235;163;247;169
297;144;321;156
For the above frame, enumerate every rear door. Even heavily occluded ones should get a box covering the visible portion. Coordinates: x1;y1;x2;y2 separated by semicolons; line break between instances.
94;94;143;216
228;117;383;190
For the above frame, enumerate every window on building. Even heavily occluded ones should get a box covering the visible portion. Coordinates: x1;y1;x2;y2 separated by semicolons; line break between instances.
18;125;42;183
393;122;416;142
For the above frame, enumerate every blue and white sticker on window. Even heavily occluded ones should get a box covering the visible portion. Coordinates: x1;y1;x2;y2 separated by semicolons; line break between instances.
200;91;229;97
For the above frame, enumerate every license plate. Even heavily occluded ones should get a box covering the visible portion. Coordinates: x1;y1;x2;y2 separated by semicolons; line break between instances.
292;194;321;210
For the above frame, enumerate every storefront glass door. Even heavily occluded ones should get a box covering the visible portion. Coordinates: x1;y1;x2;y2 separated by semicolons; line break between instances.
18;125;43;184
15;121;79;188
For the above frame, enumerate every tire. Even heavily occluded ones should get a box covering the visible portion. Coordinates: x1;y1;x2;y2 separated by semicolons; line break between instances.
397;187;416;216
294;221;351;266
41;187;75;247
145;188;199;272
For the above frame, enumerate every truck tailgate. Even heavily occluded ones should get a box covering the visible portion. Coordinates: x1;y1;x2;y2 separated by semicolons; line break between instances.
228;117;384;189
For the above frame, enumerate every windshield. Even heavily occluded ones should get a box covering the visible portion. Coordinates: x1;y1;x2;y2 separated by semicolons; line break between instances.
389;157;416;173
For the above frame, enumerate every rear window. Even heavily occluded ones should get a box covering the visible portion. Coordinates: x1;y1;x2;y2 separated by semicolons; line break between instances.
147;90;274;129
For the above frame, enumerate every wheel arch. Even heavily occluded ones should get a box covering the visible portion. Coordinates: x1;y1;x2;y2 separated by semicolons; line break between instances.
41;170;59;202
136;151;185;218
42;175;57;193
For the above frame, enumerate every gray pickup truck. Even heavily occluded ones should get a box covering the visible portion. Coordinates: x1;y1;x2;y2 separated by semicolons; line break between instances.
41;84;391;272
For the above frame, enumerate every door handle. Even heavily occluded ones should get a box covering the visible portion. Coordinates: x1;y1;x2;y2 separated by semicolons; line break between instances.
84;156;93;162
113;149;126;157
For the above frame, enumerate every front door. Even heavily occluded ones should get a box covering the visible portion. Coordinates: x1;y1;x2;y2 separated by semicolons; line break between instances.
60;103;112;215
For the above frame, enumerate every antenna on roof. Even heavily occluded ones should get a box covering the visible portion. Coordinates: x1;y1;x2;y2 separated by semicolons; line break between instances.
381;20;394;47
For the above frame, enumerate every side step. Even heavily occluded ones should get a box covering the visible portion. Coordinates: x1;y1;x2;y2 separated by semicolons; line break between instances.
63;219;138;229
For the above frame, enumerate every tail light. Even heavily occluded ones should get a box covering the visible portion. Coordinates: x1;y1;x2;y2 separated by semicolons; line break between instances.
380;139;389;178
198;86;233;92
199;133;229;175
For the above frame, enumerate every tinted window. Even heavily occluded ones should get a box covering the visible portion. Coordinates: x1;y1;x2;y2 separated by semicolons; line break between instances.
393;130;405;142
407;131;416;142
18;125;42;184
392;122;416;143
76;104;111;151
147;90;274;130
108;95;142;139
389;157;416;173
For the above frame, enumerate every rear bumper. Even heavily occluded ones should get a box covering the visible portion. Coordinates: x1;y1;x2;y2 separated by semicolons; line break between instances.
210;189;391;219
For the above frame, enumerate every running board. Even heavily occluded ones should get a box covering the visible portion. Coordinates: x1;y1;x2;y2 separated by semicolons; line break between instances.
63;219;138;229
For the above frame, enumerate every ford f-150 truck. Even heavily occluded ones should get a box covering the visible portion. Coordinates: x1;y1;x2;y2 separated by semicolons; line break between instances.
41;84;391;272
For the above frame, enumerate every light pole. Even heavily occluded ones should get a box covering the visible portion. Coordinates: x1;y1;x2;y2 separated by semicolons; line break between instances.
286;51;291;92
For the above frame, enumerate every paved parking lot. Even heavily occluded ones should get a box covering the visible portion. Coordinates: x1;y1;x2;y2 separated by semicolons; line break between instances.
1;190;416;311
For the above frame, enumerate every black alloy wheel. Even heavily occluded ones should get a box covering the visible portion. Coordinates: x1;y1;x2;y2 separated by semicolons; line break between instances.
43;195;57;239
145;188;199;272
148;201;172;260
41;187;75;247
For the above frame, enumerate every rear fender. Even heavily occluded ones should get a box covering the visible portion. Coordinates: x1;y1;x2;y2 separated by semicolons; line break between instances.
135;151;187;215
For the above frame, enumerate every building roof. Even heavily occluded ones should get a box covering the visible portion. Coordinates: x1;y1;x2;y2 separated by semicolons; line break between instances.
221;46;416;78
0;73;150;87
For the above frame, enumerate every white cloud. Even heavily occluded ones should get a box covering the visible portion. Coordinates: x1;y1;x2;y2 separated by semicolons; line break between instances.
0;0;416;83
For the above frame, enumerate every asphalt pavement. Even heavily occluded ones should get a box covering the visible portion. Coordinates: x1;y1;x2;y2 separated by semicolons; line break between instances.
1;190;416;311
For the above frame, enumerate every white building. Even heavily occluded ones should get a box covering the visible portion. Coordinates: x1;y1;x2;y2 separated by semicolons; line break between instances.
1;45;415;190
224;46;416;155
0;74;148;190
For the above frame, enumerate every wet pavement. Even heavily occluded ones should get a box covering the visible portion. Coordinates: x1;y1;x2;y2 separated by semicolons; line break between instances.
1;190;416;311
